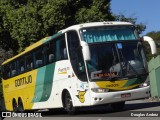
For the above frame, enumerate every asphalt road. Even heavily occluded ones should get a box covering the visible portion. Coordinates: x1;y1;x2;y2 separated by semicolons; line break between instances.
3;98;160;120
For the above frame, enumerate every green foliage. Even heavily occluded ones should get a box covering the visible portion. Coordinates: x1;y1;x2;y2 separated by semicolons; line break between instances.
0;2;18;52
115;14;146;34
0;0;46;51
0;48;14;65
0;0;114;53
75;0;114;23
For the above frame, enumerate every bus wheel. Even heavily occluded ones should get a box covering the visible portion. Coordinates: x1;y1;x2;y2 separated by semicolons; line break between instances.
110;101;125;111
64;92;76;115
12;99;18;112
18;98;24;112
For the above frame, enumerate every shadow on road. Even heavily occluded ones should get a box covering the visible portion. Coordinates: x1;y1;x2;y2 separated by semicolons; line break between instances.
40;101;160;117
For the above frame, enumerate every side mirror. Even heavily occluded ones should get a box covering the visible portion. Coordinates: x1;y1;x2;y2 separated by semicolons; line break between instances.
142;36;157;55
81;41;91;61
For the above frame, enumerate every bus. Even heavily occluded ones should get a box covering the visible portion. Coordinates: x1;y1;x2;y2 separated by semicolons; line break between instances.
1;22;157;114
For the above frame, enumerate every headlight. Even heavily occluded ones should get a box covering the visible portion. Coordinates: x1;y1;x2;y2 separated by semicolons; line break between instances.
139;81;150;88
139;76;150;88
91;88;109;93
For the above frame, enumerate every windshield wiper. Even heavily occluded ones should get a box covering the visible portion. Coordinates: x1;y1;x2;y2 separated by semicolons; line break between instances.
119;50;140;77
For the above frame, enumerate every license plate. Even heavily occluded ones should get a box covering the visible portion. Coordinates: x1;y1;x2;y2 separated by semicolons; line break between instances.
121;93;131;98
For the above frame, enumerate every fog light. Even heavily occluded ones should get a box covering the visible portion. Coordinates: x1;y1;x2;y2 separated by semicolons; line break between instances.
94;98;98;101
99;98;102;101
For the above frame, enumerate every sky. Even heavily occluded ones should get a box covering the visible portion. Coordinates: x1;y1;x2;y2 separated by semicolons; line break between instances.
111;0;160;35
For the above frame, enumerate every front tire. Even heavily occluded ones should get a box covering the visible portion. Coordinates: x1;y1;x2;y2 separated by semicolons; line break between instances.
64;92;76;115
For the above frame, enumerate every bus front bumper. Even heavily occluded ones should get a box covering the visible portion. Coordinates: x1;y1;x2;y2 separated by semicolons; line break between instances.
90;86;150;105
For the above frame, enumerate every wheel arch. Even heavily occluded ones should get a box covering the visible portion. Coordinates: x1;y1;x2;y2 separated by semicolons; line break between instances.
61;89;75;107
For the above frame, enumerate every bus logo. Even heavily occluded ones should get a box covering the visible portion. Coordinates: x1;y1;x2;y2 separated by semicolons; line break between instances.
58;67;68;74
76;91;86;103
15;75;32;87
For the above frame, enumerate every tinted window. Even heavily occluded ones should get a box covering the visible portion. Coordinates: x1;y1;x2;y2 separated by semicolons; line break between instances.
35;48;44;68
3;64;10;79
46;41;56;64
2;34;68;79
67;31;87;81
26;53;34;71
10;61;17;77
55;35;68;61
17;57;25;73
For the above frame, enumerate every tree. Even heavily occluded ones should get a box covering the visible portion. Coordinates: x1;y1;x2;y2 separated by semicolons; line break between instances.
0;0;114;52
0;0;46;51
75;0;114;23
115;14;146;34
0;48;14;65
0;1;19;52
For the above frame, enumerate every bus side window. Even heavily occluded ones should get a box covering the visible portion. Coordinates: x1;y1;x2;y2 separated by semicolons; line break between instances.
49;54;54;63
26;53;34;70
55;35;68;61
46;41;56;64
3;64;10;79
10;61;17;77
17;57;25;73
35;48;44;68
63;47;67;59
60;40;68;60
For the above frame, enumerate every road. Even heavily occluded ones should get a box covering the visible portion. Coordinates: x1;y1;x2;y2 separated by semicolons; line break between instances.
3;98;160;120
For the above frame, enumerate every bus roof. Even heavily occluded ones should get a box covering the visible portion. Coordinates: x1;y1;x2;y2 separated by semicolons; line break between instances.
2;21;133;65
59;21;133;33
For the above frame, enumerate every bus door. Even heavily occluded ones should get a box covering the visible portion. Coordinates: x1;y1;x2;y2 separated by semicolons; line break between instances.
66;31;90;106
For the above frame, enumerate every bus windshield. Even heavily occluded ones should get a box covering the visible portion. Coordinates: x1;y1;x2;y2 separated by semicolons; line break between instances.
80;26;138;43
87;41;148;81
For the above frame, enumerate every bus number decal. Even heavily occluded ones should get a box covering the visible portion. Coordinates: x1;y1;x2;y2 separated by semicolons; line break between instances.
106;84;119;88
15;75;32;87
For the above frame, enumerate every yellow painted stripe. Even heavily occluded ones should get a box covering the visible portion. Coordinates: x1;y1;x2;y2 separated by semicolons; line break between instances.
95;80;139;91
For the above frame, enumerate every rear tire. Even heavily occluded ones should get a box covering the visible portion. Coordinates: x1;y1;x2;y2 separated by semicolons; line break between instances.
110;101;125;111
12;99;18;112
64;92;76;115
18;99;24;112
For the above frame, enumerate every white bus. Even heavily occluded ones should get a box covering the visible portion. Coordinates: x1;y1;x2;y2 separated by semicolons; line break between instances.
1;22;157;114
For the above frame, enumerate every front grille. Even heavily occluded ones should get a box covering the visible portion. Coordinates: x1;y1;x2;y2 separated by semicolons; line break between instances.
108;86;140;92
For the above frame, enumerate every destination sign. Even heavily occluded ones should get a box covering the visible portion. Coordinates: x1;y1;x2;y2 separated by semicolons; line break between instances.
91;70;118;80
